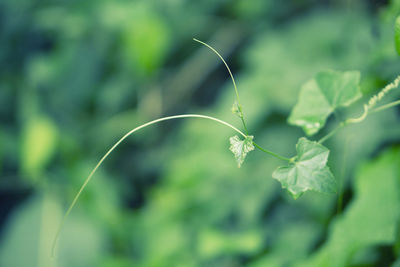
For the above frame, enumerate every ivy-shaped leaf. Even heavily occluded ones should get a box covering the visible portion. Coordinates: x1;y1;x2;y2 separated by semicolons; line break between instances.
272;137;337;199
288;70;361;136
395;16;400;56
229;135;254;168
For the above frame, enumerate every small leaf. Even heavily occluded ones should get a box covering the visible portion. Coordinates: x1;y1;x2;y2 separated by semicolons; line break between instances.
288;70;361;135
272;137;337;199
395;16;400;56
231;101;242;118
229;135;254;168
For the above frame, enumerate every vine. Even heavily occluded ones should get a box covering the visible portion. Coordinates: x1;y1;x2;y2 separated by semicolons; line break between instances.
52;38;400;256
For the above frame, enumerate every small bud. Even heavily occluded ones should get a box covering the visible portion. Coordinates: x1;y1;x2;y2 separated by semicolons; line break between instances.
231;101;242;118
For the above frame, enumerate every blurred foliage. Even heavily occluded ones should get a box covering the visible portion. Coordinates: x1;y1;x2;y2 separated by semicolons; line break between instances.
0;0;400;266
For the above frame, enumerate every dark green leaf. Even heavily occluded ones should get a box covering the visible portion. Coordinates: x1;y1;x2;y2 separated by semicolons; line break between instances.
288;70;361;135
272;137;337;199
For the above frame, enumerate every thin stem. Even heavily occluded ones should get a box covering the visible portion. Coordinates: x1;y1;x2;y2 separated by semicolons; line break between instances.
193;38;241;106
319;104;369;144
51;114;245;257
319;98;400;144
319;75;400;144
193;38;249;135
318;122;346;144
253;141;291;161
370;99;400;113
192;39;291;161
240;116;249;136
345;105;368;124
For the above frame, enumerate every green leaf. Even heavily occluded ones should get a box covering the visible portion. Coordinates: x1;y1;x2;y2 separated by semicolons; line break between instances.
288;70;361;136
272;137;337;199
0;194;106;267
395;16;400;56
229;135;254;168
296;148;400;267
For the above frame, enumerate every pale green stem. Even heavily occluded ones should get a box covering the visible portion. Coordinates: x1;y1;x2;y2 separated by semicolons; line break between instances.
345;105;368;124
253;142;291;162
370;99;400;113
193;38;249;135
319;75;400;143
51;114;245;257
319;108;365;144
319;97;400;144
192;39;292;161
318;122;346;144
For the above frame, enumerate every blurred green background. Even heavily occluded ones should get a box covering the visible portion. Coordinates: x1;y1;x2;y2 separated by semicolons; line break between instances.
1;0;400;266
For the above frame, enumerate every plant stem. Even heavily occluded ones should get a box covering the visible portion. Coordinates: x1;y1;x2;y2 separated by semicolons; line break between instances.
52;114;245;257
318;122;346;144
319;97;400;144
253;141;291;161
319;75;400;144
370;99;400;113
192;40;290;161
193;38;249;135
240;116;249;136
193;40;290;161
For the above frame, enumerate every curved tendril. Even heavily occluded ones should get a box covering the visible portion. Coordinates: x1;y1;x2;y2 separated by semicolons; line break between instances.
51;114;245;257
193;38;249;135
345;104;368;124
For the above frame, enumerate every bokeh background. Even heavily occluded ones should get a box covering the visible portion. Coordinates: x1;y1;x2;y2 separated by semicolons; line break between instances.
1;0;400;266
